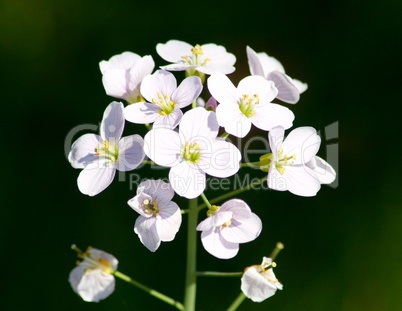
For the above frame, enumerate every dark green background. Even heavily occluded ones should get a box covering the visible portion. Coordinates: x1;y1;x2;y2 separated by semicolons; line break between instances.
1;0;401;310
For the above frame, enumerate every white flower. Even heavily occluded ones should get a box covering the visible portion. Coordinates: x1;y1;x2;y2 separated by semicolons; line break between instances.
306;156;336;184
241;257;283;302
68;101;145;196
267;126;322;197
247;46;308;104
196;199;262;259
99;52;155;104
156;40;236;75
144;107;241;199
208;73;294;138
128;179;182;252
124;70;202;129
69;247;118;302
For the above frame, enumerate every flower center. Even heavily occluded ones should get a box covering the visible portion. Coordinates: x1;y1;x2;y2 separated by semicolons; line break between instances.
77;247;114;274
95;140;119;162
238;94;260;118
181;44;211;66
274;149;296;175
152;92;175;116
141;198;159;217
182;141;201;163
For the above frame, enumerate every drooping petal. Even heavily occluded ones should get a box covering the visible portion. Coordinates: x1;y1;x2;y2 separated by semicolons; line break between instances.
134;216;161;252
179;107;219;141
207;73;240;105
169;161;206;199
283;165;321;197
220;213;262;243
306;156;336;184
172;76;203;108
266;71;300;104
100;102;125;142
282;127;321;164
72;268;116;302
257;52;285;75
196;211;233;231
201;228;239;259
140;70;177;103
144;129;181;167
237;76;278;104
124;102;160;124
201;140;241;178
153;107;183;129
216;103;251;138
241;266;280;302
86;248;118;270
246;46;265;77
156;40;193;63
117;134;145;171
77;160;116;196
250;103;294;131
156;202;182;242
291;78;308;94
69;134;102;169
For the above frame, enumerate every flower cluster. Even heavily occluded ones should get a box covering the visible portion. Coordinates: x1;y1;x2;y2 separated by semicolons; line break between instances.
67;39;336;305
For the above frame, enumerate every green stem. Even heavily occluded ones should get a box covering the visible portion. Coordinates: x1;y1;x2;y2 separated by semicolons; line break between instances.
240;161;261;168
196;271;243;277
145;123;152;131
198;176;267;211
142;160;156;165
220;132;230;139
113;270;184;311
183;198;199;311
191;100;197;109
270;242;284;261
200;193;211;209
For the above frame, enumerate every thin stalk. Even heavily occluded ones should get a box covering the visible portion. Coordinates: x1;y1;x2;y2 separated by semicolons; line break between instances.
200;193;211;209
113;270;184;310
198;176;267;211
240;161;261;168
183;198;199;311
196;271;243;277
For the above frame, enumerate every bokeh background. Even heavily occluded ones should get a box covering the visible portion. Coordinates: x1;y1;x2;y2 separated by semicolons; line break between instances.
1;0;401;310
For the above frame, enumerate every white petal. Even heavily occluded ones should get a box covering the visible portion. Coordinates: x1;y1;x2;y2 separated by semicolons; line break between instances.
139;179;175;205
282;127;321;164
179;107;219;141
68;134;102;169
306;156;336;184
267;71;300;104
86;248;118;270
216;103;251;138
251;103;294;131
77;160;116;196
291;78;308;94
169;161;206;199
172;76;203;108
258;52;285;75
241;267;279;302
124;102;160;124
201;140;241;178
129;55;155;89
70;266;115;302
199;44;236;75
221;213;262;243
144;129;181;167
127;192;153;217
267;166;288;192
100;101;124;142
197;63;235;75
140;70;177;103
207;73;239;105
201;228;239;259
237;76;278;104
101;68;131;99
196;211;233;231
156;202;182;241
153;107;183;129
134;216;161;252
117;134;145;171
160;63;193;72
219;199;252;219
268;126;285;159
284;165;321;197
246;46;265;76
100;51;140;73
156;40;193;63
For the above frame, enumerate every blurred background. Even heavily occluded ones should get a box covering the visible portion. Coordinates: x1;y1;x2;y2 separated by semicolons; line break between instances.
1;0;401;310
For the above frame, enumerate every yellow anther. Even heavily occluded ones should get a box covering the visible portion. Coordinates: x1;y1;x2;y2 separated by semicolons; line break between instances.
182;55;190;62
222;220;232;228
191;44;203;55
103;140;109;149
143;199;150;205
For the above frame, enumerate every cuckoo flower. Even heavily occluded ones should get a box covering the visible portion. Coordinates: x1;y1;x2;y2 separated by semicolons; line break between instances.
124;70;202;129
196;199;262;259
306;156;337;185
241;257;283;302
68;102;145;196
144;107;241;199
156;40;236;75
69;247;118;303
208;73;294;138
128;179;182;252
267;126;321;197
247;46;307;104
99;52;155;104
